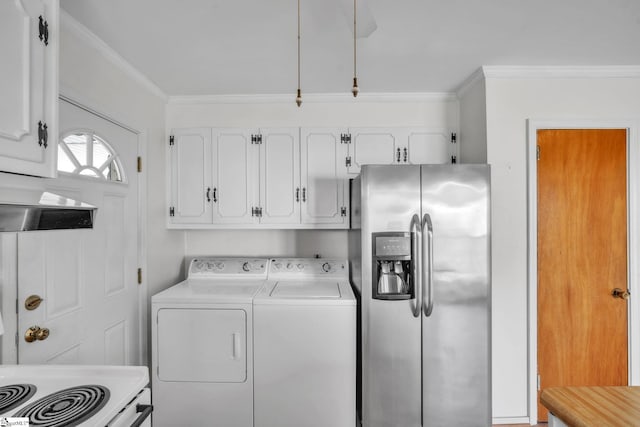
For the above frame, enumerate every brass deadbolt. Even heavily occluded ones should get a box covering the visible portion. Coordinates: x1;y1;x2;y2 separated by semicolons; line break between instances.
24;295;43;311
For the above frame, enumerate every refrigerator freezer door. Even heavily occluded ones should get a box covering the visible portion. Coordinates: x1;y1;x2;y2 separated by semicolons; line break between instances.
361;165;422;427
421;165;491;426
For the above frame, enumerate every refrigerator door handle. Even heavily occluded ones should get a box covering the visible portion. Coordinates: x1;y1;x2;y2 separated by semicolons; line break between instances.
410;214;422;318
422;213;434;316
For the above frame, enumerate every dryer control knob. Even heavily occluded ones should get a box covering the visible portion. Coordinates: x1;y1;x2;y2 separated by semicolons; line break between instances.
322;262;332;272
242;262;250;272
286;263;293;270
296;263;304;270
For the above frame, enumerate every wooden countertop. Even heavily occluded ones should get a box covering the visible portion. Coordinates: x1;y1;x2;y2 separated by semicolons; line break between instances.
541;386;640;427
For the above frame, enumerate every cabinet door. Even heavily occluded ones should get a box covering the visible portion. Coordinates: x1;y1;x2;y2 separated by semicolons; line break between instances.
0;0;58;177
211;129;258;224
169;128;212;224
348;128;398;174
300;128;349;226
259;128;300;225
403;128;452;164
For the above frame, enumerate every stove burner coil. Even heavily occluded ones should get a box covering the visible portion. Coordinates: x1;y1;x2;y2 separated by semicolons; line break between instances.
14;385;110;426
0;384;37;413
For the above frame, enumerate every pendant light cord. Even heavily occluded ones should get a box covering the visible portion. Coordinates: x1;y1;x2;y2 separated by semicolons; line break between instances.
296;0;302;106
352;0;359;97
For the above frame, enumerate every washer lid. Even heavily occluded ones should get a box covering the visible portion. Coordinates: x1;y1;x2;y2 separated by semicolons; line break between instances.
270;282;341;298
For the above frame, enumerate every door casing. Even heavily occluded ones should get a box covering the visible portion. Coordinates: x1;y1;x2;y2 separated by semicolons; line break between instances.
527;119;640;423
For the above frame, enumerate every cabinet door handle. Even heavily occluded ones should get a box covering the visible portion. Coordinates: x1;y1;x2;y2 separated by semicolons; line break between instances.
38;16;49;46
396;148;401;163
206;187;211;202
43;123;48;148
403;147;408;162
295;187;300;202
213;187;217;202
302;188;307;202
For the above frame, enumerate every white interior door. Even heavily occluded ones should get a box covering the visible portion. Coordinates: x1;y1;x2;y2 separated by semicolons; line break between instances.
18;99;140;365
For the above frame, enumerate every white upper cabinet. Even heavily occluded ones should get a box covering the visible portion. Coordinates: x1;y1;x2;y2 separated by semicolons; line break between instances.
300;128;349;226
259;128;300;225
0;0;58;177
211;129;257;225
168;127;350;229
346;127;455;174
169;128;212;224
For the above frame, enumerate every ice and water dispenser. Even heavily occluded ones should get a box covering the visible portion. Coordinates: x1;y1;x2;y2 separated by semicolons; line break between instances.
372;232;414;300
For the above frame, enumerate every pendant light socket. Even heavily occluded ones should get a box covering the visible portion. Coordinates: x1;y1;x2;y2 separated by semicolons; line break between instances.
352;77;359;97
296;89;302;107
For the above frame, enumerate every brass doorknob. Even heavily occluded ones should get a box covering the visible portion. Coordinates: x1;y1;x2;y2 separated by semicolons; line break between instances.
24;326;41;343
36;328;49;341
24;326;49;343
612;288;630;300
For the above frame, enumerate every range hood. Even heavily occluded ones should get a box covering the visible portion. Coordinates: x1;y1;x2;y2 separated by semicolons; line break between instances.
0;189;96;232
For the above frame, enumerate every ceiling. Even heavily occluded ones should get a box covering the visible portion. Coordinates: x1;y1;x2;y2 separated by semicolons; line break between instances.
60;0;640;97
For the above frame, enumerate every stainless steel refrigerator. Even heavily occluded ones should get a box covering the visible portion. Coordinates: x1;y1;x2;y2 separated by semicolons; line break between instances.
348;164;491;427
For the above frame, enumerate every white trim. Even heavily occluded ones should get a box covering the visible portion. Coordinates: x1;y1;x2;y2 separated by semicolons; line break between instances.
137;129;149;367
484;65;640;80
526;119;640;423
168;92;457;105
492;417;532;425
455;67;486;98
0;233;18;364
60;10;167;101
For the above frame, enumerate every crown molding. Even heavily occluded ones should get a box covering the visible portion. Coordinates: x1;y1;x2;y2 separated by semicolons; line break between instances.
168;91;458;105
60;10;168;101
482;65;640;79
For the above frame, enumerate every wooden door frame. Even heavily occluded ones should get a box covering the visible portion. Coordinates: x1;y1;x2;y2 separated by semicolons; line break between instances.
526;119;640;423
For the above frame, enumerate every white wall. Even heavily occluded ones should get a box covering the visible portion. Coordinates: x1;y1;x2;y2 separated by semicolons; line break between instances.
458;73;487;163
166;95;459;259
59;14;185;363
485;73;640;422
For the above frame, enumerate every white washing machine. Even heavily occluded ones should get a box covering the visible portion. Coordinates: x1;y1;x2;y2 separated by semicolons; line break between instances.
151;257;269;427
253;258;357;427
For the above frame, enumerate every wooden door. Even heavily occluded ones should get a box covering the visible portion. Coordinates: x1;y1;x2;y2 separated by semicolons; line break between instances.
537;129;628;421
18;99;140;365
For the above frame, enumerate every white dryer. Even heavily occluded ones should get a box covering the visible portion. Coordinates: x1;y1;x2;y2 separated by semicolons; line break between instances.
253;258;357;427
151;257;269;427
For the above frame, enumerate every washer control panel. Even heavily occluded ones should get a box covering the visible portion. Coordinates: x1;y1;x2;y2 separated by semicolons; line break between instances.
268;258;348;278
189;258;269;277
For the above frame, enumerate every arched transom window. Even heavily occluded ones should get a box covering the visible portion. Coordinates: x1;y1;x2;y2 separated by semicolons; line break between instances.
58;131;125;182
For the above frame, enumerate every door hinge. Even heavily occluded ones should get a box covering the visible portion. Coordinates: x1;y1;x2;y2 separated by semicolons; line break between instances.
451;132;457;144
169;135;175;146
537;374;541;391
38;15;49;46
15;332;18;348
169;207;175;217
251;207;263;217
37;121;48;148
137;156;142;173
137;268;142;285
537;145;540;161
451;155;457;164
251;134;263;145
15;299;18;314
346;156;352;167
341;207;347;217
341;133;351;144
